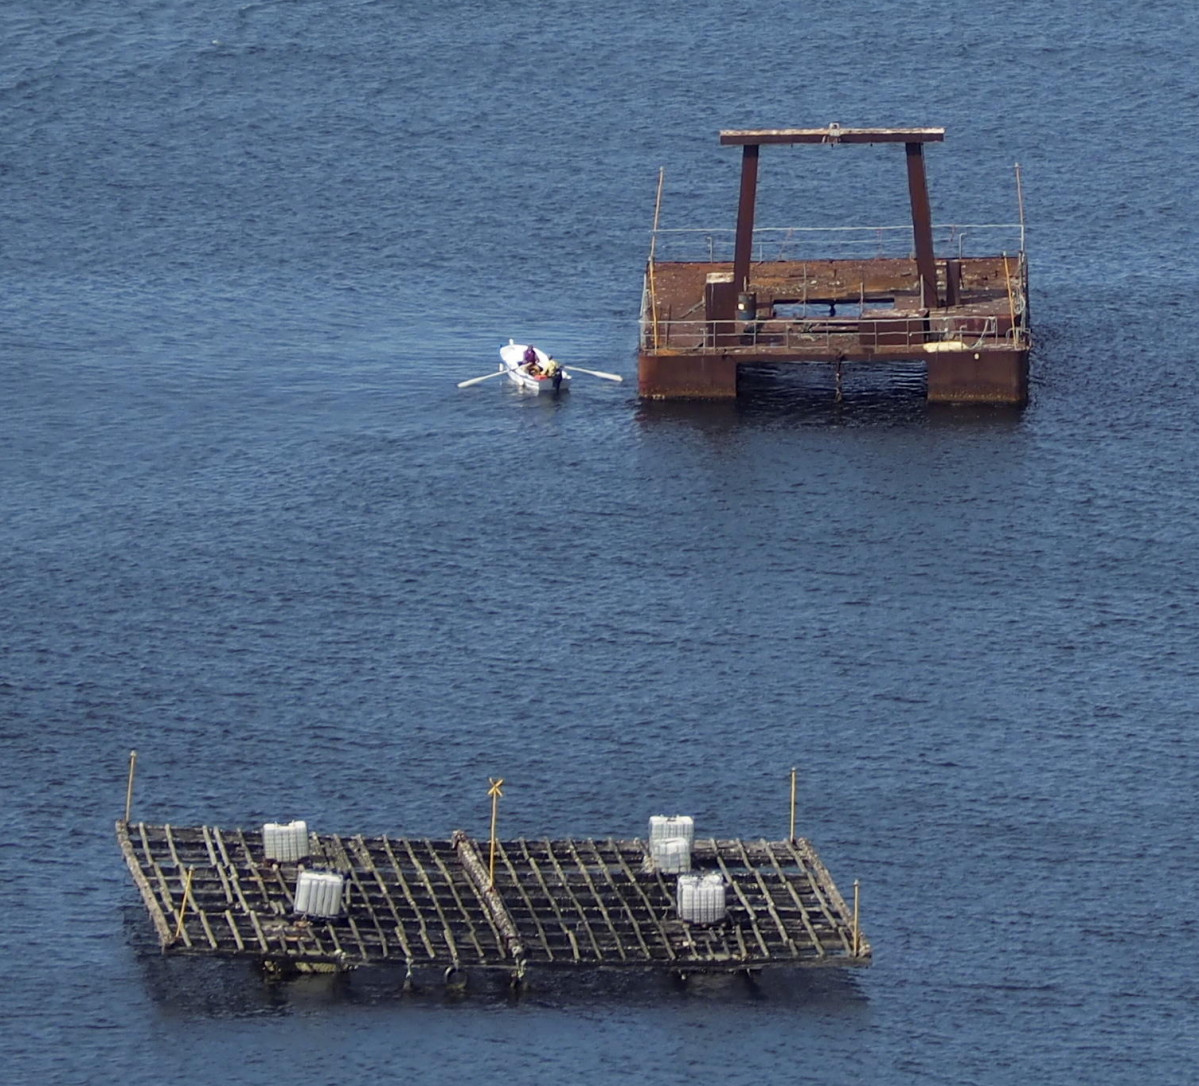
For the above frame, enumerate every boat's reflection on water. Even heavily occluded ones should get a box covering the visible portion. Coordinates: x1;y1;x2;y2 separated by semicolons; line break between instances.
129;906;867;1015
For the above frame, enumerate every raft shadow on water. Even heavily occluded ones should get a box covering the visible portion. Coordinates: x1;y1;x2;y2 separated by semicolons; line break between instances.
126;908;868;1017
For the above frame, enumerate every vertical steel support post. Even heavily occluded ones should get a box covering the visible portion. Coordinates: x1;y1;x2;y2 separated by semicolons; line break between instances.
732;144;760;292
905;142;939;308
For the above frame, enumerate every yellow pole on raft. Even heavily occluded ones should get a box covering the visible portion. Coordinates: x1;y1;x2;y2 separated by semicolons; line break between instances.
487;777;504;890
173;866;195;943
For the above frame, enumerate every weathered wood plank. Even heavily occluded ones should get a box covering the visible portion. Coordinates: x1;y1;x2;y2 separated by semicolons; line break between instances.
539;838;604;961
116;821;173;948
201;826;236;907
352;835;408;962
734;839;798;958
403;839;466;965
517;840;580;962
453;831;525;969
784;839;856;954
224;909;245;952
563;838;628;962
381;835;436;960
494;840;556;962
610;844;677;961
709;843;772;959
762;841;825;958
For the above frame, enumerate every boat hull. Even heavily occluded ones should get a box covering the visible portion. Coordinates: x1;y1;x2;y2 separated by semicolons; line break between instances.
500;342;570;394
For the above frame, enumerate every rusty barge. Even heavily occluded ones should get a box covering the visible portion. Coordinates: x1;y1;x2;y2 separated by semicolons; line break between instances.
639;125;1030;405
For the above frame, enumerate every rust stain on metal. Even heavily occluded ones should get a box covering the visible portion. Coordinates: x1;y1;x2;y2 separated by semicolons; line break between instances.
640;125;1031;405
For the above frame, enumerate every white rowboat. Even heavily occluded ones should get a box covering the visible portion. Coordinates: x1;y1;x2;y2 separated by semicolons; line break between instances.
499;339;571;394
456;343;622;392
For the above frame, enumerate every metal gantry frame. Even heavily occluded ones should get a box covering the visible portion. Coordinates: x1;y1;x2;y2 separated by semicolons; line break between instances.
720;126;947;309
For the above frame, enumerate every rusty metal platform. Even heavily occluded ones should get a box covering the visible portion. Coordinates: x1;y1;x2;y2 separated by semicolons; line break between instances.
640;126;1030;404
117;821;870;976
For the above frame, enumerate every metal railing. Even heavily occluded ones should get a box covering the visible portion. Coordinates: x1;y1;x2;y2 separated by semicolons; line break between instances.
640;311;1030;354
648;223;1025;264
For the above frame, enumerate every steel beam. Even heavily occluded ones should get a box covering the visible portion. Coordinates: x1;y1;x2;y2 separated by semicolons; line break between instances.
721;127;945;146
732;144;760;292
905;142;939;308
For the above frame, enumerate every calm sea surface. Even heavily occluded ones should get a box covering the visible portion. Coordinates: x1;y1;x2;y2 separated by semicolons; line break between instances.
3;1;1198;1083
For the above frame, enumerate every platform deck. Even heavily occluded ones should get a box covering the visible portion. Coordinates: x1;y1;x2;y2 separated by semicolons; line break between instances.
637;124;1031;403
117;821;870;975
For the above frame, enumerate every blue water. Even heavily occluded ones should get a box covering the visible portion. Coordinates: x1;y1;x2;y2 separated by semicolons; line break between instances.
4;1;1199;1083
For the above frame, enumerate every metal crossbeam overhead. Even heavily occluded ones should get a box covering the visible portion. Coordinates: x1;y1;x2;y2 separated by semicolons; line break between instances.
720;126;945;145
724;124;944;305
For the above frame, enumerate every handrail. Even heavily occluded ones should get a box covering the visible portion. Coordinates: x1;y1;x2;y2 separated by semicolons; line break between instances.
639;311;1029;354
647;222;1025;263
651;222;1023;235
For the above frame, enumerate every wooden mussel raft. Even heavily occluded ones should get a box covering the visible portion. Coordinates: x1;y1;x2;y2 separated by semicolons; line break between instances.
640;125;1031;404
116;821;871;982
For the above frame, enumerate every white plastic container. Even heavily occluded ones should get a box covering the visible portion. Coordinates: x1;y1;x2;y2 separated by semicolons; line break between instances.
651;835;691;873
648;815;695;848
294;870;344;918
263;820;309;862
677;873;726;924
677;873;700;920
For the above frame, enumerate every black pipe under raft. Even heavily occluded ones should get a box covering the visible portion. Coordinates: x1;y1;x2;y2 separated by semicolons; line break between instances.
116;821;871;979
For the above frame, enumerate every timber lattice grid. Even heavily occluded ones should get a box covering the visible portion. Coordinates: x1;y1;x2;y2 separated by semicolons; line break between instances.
117;821;871;977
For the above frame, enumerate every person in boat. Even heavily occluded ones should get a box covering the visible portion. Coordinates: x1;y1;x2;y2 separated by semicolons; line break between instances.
522;345;541;375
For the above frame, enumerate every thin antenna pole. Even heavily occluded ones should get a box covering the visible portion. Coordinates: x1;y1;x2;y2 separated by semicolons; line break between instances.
1014;162;1026;253
124;750;138;823
650;167;665;249
788;767;797;842
649;167;665;349
852;879;861;957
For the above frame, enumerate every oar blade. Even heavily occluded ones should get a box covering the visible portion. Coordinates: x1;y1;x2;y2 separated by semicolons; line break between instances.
564;365;623;382
456;369;505;389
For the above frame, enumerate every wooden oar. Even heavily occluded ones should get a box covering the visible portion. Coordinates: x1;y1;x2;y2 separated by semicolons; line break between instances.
563;365;623;382
457;369;506;389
